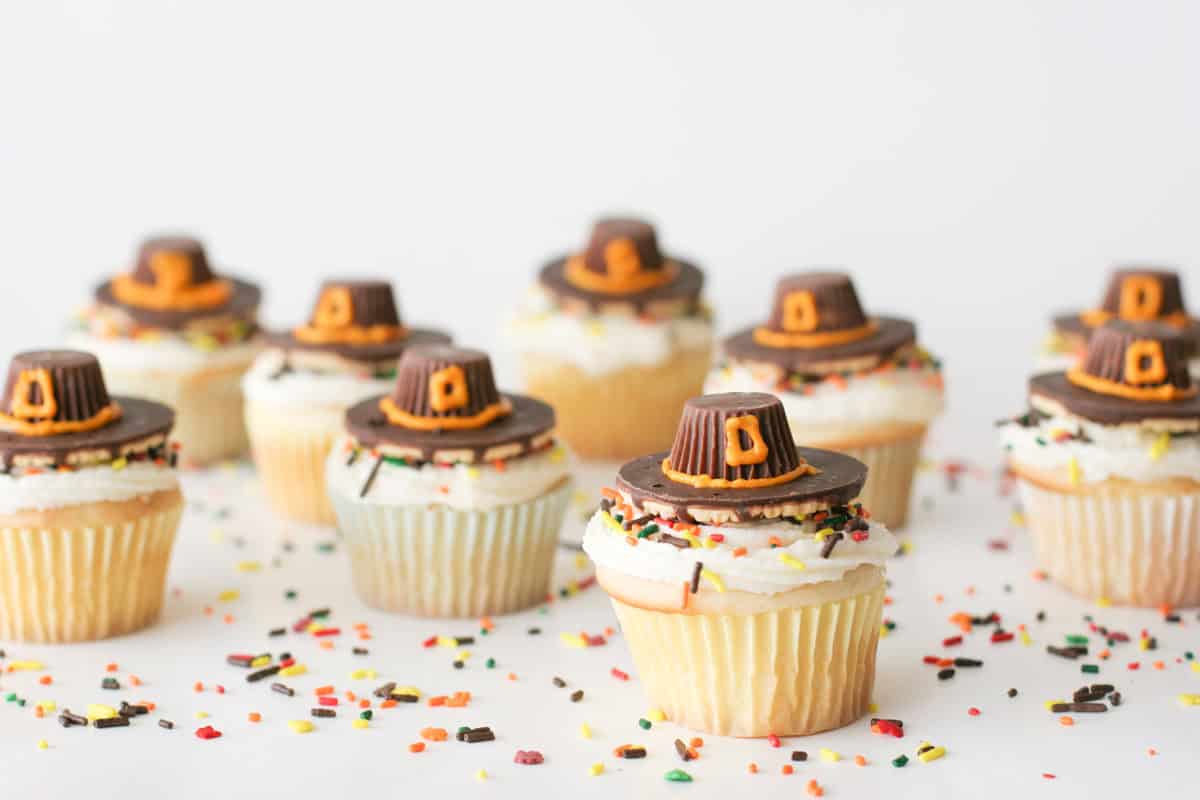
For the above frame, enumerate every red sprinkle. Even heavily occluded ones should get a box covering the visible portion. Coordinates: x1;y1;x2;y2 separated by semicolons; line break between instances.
943;636;963;647
991;632;1015;644
195;725;222;740
312;627;340;637
610;668;630;681
968;707;981;716
767;733;781;748
318;696;339;707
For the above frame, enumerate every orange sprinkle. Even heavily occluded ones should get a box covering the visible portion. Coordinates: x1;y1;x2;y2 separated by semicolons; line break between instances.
480;616;495;631
34;706;44;718
106;663;119;673
732;547;748;558
428;696;447;707
600;487;622;502
854;754;867;766
1059;716;1075;727
359;632;372;641
748;763;759;774
768;536;783;548
203;606;213;616
625;536;638;547
1153;661;1165;670
686;748;699;760
492;459;507;472
141;701;157;712
359;699;371;709
315;686;335;696
421;727;448;741
129;675;143;687
507;673;518;681
223;614;234;624
446;691;471;707
782;765;794;775
380;700;397;709
352;623;369;631
807;779;824;797
346;691;357;702
38;675;52;686
319;640;334;650
690;737;704;748
408;742;426;753
248;712;262;723
193;682;204;692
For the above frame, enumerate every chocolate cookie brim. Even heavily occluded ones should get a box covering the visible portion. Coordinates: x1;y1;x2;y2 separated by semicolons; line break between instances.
344;392;556;463
1053;311;1200;350
0;396;175;468
722;316;916;370
538;257;704;313
1029;372;1200;425
262;327;452;364
616;446;867;516
94;276;261;328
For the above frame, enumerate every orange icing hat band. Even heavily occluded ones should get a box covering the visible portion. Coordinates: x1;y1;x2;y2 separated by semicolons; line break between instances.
1066;367;1198;402
660;458;819;490
0;402;123;437
752;320;879;349
378;396;512;431
110;274;233;312
1078;309;1190;329
564;256;679;295
292;324;408;345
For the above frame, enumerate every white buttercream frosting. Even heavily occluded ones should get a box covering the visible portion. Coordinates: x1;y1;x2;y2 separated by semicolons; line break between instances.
66;331;260;373
1002;412;1200;483
242;350;394;409
583;511;895;595
325;436;572;511
505;286;713;375
705;362;944;427
0;462;180;514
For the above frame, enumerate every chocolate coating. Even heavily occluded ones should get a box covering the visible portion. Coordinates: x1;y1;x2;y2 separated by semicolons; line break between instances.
1030;372;1200;424
760;272;868;335
390;347;502;421
1078;321;1192;391
617;446;868;518
0;397;174;468
539;257;704;312
668;394;800;482
309;280;401;328
2;351;111;423
581;218;665;274
723;316;916;370
1098;268;1187;318
132;236;217;286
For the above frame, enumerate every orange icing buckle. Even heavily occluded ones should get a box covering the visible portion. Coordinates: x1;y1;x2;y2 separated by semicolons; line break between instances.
0;402;122;437
1119;275;1163;321
9;369;57;420
428;365;469;412
563;255;678;295
724;415;768;467
110;273;232;312
752;320;879;349
1066;367;1197;402
660;458;819;490
1125;340;1168;385
378;396;512;431
292;324;407;345
781;291;819;333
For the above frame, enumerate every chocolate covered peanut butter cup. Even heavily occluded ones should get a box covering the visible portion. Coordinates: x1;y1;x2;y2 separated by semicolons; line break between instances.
1052;268;1200;354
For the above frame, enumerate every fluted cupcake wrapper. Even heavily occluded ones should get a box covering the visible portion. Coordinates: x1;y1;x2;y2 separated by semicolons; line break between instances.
102;358;255;466
246;400;342;525
330;482;572;618
833;428;925;529
610;578;886;737
1017;479;1200;608
0;499;183;643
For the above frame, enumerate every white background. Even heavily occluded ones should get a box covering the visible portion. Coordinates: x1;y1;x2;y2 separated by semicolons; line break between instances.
2;2;1200;797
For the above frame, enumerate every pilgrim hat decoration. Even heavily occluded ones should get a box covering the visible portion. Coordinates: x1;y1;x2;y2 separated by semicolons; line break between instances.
343;345;556;466
616;393;870;522
723;272;916;369
539;217;705;313
0;350;174;468
95;236;261;327
1030;321;1200;426
268;280;451;362
1080;269;1191;328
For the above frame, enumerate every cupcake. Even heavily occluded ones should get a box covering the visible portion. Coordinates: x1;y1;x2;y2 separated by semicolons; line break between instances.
583;392;897;737
0;350;183;642
706;273;943;527
243;280;451;525
68;235;261;466
1040;268;1200;375
326;346;572;617
507;217;713;460
1002;320;1200;608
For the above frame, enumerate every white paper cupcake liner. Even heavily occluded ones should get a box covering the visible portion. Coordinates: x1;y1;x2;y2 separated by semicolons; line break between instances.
246;401;343;525
610;574;885;737
1018;479;1200;607
0;499;183;642
835;429;925;528
330;481;572;617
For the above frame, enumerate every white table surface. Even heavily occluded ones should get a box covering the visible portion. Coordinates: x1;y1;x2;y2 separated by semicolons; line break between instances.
1;452;1197;800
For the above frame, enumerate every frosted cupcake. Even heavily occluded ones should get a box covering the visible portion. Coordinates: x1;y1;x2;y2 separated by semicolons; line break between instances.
327;346;572;617
68;235;261;466
244;280;450;524
706;273;943;527
583;392;896;737
508;217;713;460
0;350;182;642
1003;321;1200;608
1040;268;1200;375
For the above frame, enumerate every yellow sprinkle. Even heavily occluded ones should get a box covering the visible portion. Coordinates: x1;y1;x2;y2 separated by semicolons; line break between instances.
280;664;308;677
349;669;377;680
194;711;209;720
352;719;369;729
209;528;225;543
1067;457;1081;487
679;530;700;548
37;701;56;712
646;708;666;723
1096;597;1111;608
110;457;127;470
550;447;566;463
779;552;807;570
1191;662;1200;673
217;590;240;603
1140;638;1152;652
1010;511;1026;527
306;621;322;633
585;321;605;337
1020;630;1033;646
436;636;456;648
1044;699;1067;711
560;632;588;648
702;538;717;550
600;511;624;534
879;623;890;639
579;723;592;739
700;569;726;593
1150;432;1170;461
1179;694;1200;706
86;704;118;721
235;561;262;573
574;553;589;571
457;651;471;661
814;527;834;541
288;720;315;734
250;655;271;668
465;466;481;480
867;702;878;713
589;762;605;776
475;769;488;782
819;748;840;762
7;661;43;672
37;739;48;750
393;686;421;698
917;745;946;763
899;540;913;555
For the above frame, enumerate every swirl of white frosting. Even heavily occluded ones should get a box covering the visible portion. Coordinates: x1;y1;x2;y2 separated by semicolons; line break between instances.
1002;412;1200;484
582;511;896;595
325;436;572;511
504;287;713;375
242;350;394;409
705;363;943;427
0;462;180;514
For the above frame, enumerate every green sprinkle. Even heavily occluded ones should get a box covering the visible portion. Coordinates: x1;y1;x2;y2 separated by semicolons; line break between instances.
316;542;336;554
284;590;297;600
480;628;489;637
359;710;373;721
638;718;652;730
485;658;496;669
637;524;659;538
457;726;471;734
885;621;897;631
1186;651;1194;661
1065;635;1089;646
1081;664;1099;674
5;693;16;702
382;456;409;467
664;769;693;782
892;755;909;768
